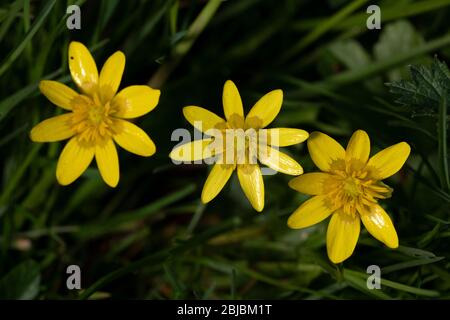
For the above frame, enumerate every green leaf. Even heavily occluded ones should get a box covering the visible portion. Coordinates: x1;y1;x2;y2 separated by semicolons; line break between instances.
343;271;392;299
380;278;440;297
346;269;440;298
329;40;371;70
382;256;445;274
387;57;450;114
374;20;425;81
397;245;438;258
0;260;41;300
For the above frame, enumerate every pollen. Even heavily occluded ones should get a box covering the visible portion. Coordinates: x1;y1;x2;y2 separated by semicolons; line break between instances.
324;163;392;218
70;93;118;144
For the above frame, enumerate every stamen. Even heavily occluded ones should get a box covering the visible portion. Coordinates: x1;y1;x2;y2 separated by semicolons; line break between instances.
323;159;392;218
69;94;116;144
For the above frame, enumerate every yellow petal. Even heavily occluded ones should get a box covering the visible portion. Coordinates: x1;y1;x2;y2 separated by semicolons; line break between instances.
287;195;334;229
183;106;225;132
99;51;125;103
222;80;244;121
360;204;399;248
30;114;75;142
95;139;119;187
346;130;370;164
258;146;303;175
201;163;235;203
68;41;98;95
327;212;360;264
265;128;309;146
237;164;264;212
112;85;160;119
113;119;155;157
56;138;94;185
366;142;411;180
39;81;78;110
307;131;345;172
169;139;213;162
245;89;283;128
288;172;330;195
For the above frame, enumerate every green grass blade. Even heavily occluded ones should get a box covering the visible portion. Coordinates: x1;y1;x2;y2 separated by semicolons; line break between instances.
343;271;392;299
148;0;222;87
281;0;368;61
78;184;196;239
382;257;445;274
0;0;56;78
78;218;241;300
0;68;61;122
346;269;440;297
292;0;450;31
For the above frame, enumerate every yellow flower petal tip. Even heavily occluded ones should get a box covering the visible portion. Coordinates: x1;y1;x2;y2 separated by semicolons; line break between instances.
200;196;210;204
32;42;158;187
289;130;408;263
254;204;264;213
174;81;305;212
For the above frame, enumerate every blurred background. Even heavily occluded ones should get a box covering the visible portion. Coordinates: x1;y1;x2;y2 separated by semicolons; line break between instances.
0;0;449;299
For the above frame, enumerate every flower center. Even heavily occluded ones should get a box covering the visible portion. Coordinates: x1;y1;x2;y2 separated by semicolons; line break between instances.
209;114;257;165
70;93;118;144
88;104;106;125
343;176;362;198
324;162;392;218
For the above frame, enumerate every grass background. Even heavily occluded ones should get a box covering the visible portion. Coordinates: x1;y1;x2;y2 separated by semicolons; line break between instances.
0;0;450;299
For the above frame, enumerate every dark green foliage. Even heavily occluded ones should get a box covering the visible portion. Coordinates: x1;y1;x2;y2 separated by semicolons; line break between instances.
0;0;450;300
388;57;450;116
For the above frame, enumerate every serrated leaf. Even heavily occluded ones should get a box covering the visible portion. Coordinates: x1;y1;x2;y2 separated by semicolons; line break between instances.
387;57;450;116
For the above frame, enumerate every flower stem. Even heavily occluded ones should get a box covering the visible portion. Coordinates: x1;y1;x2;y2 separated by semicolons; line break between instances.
438;93;450;192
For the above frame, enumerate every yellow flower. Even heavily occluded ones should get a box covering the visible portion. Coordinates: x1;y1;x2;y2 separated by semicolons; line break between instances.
30;42;160;187
170;80;308;212
288;130;410;263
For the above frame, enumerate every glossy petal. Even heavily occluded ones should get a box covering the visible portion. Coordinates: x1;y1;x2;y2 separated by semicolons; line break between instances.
68;41;98;95
287;195;334;229
327;212;360;264
265;128;309;146
288;172;330;195
237;164;264;212
95;139;119;187
30;114;74;142
346;130;370;164
201;163;235;203
307;131;345;172
112;85;160;119
245;89;283;128
169;139;213;162
360;204;399;248
113;119;155;156
366;142;411;180
258;146;303;175
183;106;226;133
223;80;244;121
56;138;94;185
39;80;78;110
99;51;125;103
